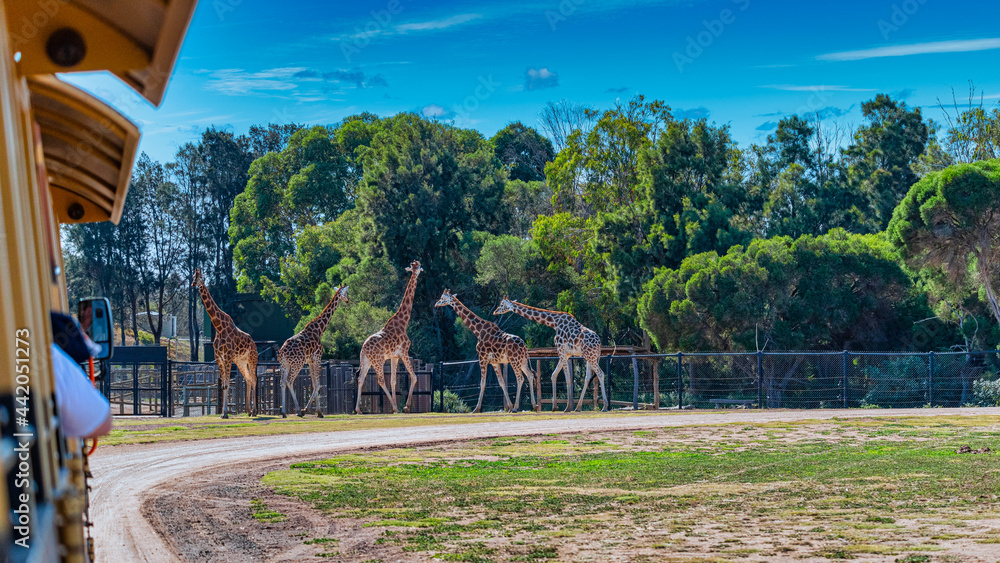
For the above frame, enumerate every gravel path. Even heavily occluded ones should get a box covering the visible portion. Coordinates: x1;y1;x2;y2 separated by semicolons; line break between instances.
88;407;1000;562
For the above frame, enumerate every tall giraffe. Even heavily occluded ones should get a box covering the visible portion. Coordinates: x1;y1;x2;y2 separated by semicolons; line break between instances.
192;269;258;418
435;290;538;413
492;298;608;412
354;260;423;414
277;285;349;418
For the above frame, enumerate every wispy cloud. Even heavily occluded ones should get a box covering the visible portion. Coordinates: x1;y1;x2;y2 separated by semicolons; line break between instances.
397;13;482;32
524;67;559;91
293;68;387;89
761;84;875;92
818;38;1000;61
204;67;304;96
606;86;629;94
756;121;779;131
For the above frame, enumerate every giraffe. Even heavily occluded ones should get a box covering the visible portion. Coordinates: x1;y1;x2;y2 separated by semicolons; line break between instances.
435;290;538;413
354;260;423;414
191;269;258;418
276;285;349;418
492;298;608;412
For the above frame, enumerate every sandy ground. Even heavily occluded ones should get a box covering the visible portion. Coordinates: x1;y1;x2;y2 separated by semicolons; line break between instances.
89;407;1000;562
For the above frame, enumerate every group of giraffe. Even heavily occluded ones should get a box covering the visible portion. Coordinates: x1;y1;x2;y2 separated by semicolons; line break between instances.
191;259;609;418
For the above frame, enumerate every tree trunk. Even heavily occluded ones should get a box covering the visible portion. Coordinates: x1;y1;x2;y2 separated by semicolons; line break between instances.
980;265;1000;329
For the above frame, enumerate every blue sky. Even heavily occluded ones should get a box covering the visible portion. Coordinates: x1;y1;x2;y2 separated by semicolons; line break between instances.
64;0;1000;163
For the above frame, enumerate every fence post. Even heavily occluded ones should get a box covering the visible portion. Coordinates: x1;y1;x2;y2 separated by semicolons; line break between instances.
325;362;333;415
162;360;169;417
436;362;443;413
756;351;763;410
676;353;683;410
928;351;935;407
132;363;139;415
628;356;640;410
842;350;849;409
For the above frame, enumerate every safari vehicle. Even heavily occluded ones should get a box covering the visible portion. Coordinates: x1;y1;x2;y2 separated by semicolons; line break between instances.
0;1;196;561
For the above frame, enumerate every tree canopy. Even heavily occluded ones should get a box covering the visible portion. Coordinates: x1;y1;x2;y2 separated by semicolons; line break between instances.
888;159;1000;329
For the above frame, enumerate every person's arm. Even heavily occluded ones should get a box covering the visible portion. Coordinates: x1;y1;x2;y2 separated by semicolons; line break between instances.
50;344;113;439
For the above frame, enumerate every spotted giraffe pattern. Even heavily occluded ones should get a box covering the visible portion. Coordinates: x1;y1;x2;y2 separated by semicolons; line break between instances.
354;260;423;414
192;269;258;418
492;298;608;412
277;286;348;418
435;290;538;413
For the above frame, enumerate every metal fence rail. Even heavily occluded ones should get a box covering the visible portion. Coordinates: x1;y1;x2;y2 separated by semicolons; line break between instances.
105;349;1000;416
433;350;1000;412
106;357;434;417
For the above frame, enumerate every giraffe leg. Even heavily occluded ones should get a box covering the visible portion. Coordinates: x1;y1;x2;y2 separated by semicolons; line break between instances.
279;364;288;418
593;362;610;412
376;370;398;414
388;358;400;414
281;361;303;418
238;358;258;417
562;360;574;413
512;367;523;413
494;363;513;412
401;356;419;414
549;358;566;412
575;363;595;412
521;360;538;412
288;361;303;416
217;359;231;419
302;356;324;417
473;360;489;413
354;356;372;415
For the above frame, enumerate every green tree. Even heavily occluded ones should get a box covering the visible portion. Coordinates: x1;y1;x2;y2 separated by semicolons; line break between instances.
491;122;554;182
845;94;929;228
638;230;929;353
231;117;381;298
887;159;1000;332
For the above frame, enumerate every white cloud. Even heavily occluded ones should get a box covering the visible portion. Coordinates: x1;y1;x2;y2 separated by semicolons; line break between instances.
524;67;559;91
204;67;306;96
818;38;1000;61
421;104;456;119
397;13;482;32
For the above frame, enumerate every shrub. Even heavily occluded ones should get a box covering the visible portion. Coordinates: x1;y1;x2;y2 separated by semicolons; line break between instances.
435;390;471;413
973;375;1000;407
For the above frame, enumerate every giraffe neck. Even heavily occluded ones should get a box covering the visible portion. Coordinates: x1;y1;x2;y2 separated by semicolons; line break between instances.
303;288;342;340
386;268;420;331
509;301;566;330
448;297;496;339
197;281;234;333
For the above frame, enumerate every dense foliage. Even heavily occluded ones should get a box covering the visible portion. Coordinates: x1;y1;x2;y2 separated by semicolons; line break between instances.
64;92;1000;363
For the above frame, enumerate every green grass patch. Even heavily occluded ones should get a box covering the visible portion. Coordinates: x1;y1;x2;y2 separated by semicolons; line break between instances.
249;498;287;523
257;416;1000;559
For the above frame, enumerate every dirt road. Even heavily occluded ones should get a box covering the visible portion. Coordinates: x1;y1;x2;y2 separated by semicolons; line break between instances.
89;407;1000;562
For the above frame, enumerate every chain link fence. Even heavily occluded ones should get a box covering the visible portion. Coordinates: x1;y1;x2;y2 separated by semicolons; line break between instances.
106;348;1000;415
433;351;1000;412
106;356;434;417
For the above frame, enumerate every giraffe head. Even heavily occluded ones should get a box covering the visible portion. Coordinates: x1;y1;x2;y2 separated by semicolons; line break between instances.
336;285;350;304
191;268;204;288
492;297;515;316
434;289;457;308
405;260;423;275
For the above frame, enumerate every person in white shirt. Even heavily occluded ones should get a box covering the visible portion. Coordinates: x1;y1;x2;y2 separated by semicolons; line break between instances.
51;343;112;439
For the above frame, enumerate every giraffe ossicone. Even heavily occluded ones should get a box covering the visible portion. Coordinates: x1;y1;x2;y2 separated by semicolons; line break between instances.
435;289;538;413
192;268;259;418
277;285;349;418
